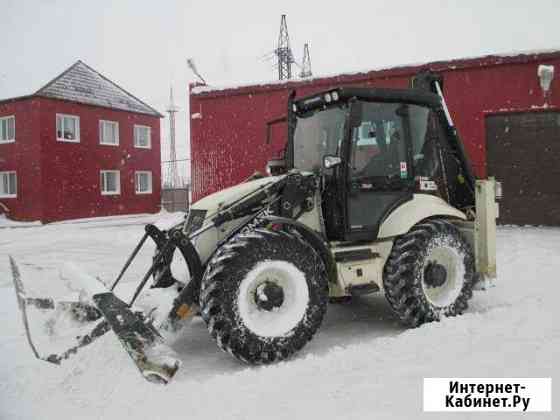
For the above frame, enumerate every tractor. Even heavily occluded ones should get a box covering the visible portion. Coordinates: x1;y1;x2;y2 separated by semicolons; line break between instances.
11;72;499;383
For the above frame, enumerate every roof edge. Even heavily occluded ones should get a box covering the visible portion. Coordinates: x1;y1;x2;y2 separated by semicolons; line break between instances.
34;94;164;118
192;48;560;97
0;94;36;105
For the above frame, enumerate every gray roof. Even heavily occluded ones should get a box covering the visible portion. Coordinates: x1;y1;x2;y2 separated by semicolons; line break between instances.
34;60;162;117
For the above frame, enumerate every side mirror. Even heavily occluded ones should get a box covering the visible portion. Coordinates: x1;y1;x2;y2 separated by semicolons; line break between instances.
323;155;342;169
266;159;287;176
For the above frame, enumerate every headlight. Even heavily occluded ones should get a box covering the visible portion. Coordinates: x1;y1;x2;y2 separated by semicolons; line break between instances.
331;91;339;101
292;104;298;112
324;93;332;103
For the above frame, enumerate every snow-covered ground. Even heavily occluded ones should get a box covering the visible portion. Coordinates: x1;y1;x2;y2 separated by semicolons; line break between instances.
0;215;558;419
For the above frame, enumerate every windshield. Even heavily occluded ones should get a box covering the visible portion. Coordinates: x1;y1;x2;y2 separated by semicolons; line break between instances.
293;105;348;173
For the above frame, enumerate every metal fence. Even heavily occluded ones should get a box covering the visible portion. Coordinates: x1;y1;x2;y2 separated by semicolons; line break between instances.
161;187;189;212
161;159;190;212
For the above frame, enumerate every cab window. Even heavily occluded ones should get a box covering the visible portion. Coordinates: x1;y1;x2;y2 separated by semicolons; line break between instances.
350;102;408;179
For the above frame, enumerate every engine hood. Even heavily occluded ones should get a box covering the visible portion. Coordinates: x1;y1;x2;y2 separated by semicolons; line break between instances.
191;175;286;216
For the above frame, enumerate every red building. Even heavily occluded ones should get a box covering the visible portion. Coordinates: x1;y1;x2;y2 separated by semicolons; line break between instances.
0;61;163;222
189;50;560;225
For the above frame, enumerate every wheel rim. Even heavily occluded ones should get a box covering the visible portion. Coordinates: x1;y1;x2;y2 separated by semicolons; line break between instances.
237;260;309;337
421;245;465;308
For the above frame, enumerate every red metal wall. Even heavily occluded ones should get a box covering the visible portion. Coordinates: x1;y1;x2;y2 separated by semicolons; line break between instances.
0;97;161;222
0;98;43;221
190;51;560;202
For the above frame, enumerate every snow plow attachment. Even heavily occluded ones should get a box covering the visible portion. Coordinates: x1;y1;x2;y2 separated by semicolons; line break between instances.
10;252;181;384
10;256;110;364
92;292;180;383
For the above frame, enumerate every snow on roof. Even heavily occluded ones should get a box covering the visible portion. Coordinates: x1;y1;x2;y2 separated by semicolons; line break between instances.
192;47;560;96
34;60;163;117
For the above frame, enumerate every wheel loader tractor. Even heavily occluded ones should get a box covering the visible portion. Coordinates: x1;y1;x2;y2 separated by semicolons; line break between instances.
11;72;500;383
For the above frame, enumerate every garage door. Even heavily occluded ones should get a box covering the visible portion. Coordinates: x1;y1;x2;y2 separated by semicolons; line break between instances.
486;112;560;225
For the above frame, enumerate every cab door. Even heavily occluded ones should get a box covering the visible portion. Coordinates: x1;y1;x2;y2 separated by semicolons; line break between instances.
344;101;414;242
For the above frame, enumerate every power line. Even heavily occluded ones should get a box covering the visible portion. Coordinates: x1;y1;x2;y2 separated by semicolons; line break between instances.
161;158;190;164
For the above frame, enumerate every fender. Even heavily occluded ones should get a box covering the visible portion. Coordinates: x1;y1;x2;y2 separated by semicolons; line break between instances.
261;216;337;284
377;194;466;239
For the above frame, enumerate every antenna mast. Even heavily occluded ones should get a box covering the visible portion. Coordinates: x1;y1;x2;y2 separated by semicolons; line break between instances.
299;43;312;78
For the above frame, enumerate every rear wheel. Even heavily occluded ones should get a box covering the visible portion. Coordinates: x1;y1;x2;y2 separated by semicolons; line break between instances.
383;219;475;327
200;228;328;364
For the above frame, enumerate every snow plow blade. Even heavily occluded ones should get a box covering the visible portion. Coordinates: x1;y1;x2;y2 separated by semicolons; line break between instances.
10;256;110;364
91;292;181;384
11;256;180;384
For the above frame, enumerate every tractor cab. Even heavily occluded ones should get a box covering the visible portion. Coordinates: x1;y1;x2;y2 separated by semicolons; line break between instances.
285;85;475;242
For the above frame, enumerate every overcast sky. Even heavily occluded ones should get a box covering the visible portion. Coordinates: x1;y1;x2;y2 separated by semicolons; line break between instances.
1;0;559;168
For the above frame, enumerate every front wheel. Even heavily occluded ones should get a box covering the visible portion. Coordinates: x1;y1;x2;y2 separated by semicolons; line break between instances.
200;228;328;364
383;219;475;327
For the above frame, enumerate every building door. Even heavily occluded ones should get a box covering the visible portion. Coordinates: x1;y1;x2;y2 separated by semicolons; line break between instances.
486;112;560;225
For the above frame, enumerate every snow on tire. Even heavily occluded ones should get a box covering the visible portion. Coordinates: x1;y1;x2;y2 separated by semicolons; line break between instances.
200;228;328;364
383;219;475;327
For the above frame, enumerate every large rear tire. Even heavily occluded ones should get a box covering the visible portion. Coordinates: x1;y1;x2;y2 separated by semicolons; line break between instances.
200;228;328;364
383;219;475;327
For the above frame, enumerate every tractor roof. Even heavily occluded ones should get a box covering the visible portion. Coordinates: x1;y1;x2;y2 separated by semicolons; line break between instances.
294;87;440;114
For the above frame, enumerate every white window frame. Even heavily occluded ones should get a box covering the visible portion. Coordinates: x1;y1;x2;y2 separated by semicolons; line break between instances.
0;116;15;144
134;125;152;149
0;171;17;198
135;171;153;194
56;114;80;143
100;170;121;196
99;120;119;146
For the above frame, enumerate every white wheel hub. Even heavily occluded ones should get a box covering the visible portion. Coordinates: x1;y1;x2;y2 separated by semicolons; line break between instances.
422;245;465;308
237;260;309;337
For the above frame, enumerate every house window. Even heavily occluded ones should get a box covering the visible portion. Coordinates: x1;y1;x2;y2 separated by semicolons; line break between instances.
135;171;153;194
0;116;15;143
134;125;151;148
0;171;17;198
99;120;119;146
100;170;120;195
56;114;80;142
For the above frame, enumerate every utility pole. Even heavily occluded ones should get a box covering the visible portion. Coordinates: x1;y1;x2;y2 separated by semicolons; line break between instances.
274;15;295;80
299;43;312;78
165;86;180;188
